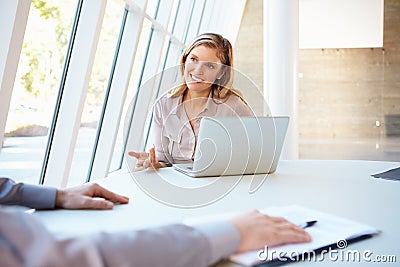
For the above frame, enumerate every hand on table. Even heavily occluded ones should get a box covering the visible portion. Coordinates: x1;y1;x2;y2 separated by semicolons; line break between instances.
56;183;129;210
229;210;312;253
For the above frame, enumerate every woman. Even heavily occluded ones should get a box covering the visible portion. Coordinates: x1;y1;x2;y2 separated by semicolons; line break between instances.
130;33;254;168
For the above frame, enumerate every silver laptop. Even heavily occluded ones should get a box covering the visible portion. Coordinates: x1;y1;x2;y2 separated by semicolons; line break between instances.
173;116;289;177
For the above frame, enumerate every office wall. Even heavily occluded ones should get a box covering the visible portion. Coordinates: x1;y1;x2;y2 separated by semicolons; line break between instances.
298;0;400;139
235;0;399;138
234;0;264;115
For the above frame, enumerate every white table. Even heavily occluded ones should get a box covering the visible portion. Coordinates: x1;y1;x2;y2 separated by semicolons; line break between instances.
36;160;400;266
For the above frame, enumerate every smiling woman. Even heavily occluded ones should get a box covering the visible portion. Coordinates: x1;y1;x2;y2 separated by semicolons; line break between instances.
129;33;255;169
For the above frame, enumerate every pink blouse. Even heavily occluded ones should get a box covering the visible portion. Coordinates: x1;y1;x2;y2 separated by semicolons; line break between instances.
151;93;254;164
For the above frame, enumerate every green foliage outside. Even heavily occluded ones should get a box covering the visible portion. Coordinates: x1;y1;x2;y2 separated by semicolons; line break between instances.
20;0;69;98
8;0;124;136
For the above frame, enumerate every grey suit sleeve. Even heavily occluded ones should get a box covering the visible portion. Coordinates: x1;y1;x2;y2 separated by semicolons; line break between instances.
0;211;240;267
0;177;56;209
93;221;240;267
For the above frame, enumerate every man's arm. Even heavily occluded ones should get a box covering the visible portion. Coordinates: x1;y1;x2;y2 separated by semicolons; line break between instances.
0;211;236;267
0;209;310;267
93;223;233;267
0;177;129;210
0;177;56;209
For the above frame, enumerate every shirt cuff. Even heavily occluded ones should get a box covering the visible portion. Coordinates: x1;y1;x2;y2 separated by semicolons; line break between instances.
20;184;57;209
194;221;241;265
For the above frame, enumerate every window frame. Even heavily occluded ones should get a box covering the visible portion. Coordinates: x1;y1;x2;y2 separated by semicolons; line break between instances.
0;0;247;186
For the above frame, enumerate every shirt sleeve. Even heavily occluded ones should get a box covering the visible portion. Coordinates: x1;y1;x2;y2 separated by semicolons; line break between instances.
0;211;240;267
0;177;57;209
193;221;241;264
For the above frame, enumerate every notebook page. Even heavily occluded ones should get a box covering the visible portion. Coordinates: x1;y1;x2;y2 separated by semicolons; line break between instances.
230;205;379;266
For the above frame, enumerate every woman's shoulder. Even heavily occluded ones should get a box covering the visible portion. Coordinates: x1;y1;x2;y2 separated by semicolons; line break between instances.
154;93;181;113
155;93;180;105
222;90;246;105
220;90;254;116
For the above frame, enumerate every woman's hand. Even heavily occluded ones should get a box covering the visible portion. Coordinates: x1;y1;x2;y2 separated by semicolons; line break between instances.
128;147;165;169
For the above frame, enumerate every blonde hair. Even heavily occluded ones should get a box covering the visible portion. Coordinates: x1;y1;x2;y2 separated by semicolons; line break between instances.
168;33;247;104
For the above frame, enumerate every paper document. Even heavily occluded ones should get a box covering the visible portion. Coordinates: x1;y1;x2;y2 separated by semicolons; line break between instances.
229;205;380;266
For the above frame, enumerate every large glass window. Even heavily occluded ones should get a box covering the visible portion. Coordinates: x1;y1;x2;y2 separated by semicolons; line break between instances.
109;0;235;175
67;0;125;186
146;0;160;18
109;19;152;172
1;0;248;185
109;0;190;174
0;0;77;184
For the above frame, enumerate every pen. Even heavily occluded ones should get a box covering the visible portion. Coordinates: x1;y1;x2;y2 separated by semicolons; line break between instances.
298;220;317;229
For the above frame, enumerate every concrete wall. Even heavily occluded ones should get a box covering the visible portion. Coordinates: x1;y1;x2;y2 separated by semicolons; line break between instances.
235;0;400;139
234;0;264;115
298;0;400;139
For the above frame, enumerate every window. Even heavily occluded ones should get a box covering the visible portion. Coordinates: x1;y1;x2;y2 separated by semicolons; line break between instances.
1;0;248;186
67;0;125;186
71;0;247;182
108;17;152;172
0;0;77;184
